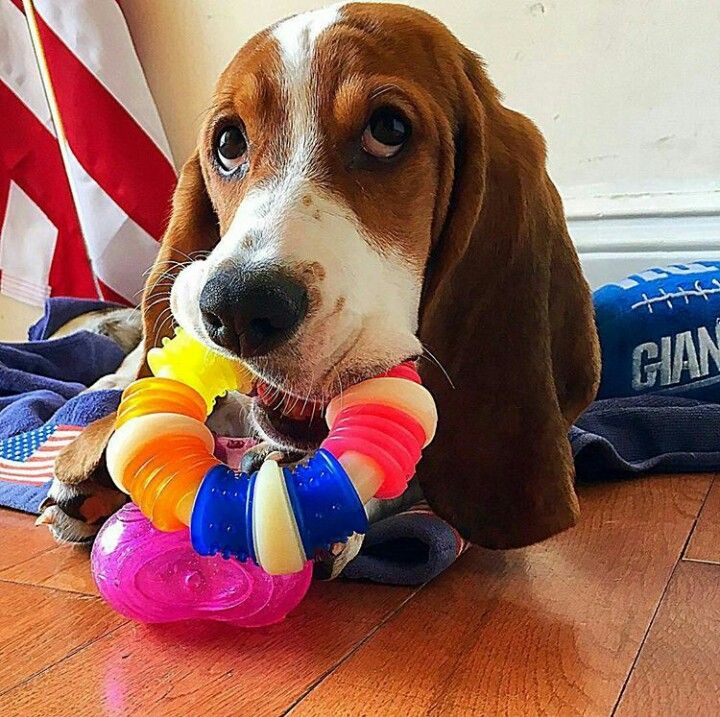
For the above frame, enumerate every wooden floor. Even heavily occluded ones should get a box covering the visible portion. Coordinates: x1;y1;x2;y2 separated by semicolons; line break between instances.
1;475;719;716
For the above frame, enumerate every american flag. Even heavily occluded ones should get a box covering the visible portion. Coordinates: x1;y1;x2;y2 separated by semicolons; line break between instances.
0;0;175;307
0;423;82;484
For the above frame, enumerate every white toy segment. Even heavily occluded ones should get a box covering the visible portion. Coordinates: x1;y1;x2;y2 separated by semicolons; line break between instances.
325;377;437;445
338;451;384;504
252;459;307;575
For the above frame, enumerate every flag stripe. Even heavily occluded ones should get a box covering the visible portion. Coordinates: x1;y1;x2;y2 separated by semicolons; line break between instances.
33;12;175;242
0;274;50;305
61;144;159;303
0;462;57;474
32;0;174;163
0;474;51;485
98;279;134;306
0;79;98;300
0;0;55;135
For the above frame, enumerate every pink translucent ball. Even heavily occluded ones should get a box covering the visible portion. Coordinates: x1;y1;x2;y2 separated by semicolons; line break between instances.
91;504;312;627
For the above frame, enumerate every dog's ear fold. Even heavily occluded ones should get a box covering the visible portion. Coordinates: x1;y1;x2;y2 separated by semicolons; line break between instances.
139;150;219;375
53;152;219;491
418;49;599;549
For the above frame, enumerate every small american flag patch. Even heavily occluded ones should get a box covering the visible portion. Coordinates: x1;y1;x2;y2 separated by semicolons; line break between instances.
0;424;82;485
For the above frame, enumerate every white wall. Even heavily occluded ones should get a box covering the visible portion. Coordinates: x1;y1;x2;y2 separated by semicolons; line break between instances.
4;0;716;338
118;0;720;288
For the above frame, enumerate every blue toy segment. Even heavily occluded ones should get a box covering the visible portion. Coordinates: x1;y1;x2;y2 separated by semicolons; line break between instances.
594;262;720;401
284;449;368;558
190;464;256;563
191;450;367;567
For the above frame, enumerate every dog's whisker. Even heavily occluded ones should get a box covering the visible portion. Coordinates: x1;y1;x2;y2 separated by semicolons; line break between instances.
142;297;172;319
141;279;176;304
150;306;170;336
156;312;176;341
332;366;344;412
152;307;174;339
420;345;455;389
147;270;182;285
170;247;210;263
142;293;173;317
144;259;188;273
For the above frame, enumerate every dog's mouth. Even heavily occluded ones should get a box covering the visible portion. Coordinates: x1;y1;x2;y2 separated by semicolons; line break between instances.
251;379;329;450
249;356;420;450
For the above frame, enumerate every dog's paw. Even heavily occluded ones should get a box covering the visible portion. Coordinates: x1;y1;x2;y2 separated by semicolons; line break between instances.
239;441;308;474
37;477;127;544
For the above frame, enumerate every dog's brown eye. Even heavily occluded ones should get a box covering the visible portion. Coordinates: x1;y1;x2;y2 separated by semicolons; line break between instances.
215;125;247;175
362;107;410;159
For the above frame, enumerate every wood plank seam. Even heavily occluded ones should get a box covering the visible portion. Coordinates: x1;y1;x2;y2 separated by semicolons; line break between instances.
0;576;92;595
610;478;713;716
0;543;57;572
0;551;98;596
612;560;720;715
610;562;680;716
682;555;720;566
281;583;429;716
683;476;719;563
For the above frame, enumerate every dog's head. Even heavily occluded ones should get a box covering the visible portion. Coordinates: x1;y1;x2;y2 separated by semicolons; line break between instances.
143;3;600;548
155;4;476;448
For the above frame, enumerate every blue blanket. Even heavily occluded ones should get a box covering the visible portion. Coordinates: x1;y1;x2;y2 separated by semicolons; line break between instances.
0;299;124;511
2;289;720;586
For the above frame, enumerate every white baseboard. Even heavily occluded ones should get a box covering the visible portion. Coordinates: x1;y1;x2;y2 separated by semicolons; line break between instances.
565;189;720;288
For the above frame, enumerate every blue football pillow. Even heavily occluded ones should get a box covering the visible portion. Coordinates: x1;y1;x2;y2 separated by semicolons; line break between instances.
594;261;720;401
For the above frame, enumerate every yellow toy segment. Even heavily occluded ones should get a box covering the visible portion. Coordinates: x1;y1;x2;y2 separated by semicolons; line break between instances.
147;328;255;412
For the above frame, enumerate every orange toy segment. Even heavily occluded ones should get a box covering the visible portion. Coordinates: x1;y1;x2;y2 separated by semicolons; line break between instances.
143;450;218;530
123;435;219;531
122;434;193;496
155;457;218;530
115;377;207;429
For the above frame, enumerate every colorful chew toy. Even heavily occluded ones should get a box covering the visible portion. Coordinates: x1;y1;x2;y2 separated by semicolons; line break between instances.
93;328;437;623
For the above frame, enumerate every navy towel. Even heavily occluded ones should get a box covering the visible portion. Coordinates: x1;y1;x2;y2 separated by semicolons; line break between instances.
572;395;720;480
0;298;124;511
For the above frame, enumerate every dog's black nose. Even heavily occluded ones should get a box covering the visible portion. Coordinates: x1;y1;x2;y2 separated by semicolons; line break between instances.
199;267;308;358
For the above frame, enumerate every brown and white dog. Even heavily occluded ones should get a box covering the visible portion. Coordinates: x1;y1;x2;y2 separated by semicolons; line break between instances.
43;2;600;550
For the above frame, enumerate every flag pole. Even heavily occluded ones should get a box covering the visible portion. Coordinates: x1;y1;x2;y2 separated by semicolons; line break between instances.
22;0;105;301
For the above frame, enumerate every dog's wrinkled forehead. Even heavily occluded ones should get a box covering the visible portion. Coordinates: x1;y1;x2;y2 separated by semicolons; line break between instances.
203;3;455;267
205;6;344;228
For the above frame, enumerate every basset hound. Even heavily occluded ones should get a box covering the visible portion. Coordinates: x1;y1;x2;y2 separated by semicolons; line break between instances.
43;2;600;551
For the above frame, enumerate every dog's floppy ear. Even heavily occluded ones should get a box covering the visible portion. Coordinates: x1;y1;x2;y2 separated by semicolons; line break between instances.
418;49;600;549
139;150;219;373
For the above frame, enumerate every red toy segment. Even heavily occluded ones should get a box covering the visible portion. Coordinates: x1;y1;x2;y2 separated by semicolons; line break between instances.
321;402;427;499
380;361;421;383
